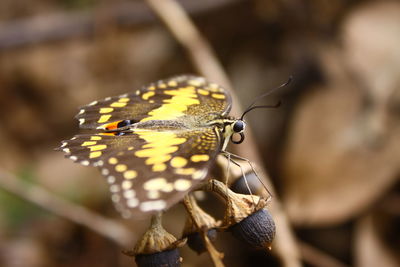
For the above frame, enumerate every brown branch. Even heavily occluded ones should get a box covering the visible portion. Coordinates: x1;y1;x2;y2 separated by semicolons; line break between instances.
299;241;349;267
0;0;241;50
380;192;400;215
183;195;225;267
144;0;233;91
0;169;133;247
144;0;301;266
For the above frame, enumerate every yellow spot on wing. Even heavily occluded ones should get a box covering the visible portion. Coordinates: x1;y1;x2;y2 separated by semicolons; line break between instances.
188;79;203;86
211;93;225;99
142;91;155;100
174;179;192;191
99;132;115;136
147;191;160;199
168;80;178;87
124;170;137;179
136;147;178;157
139;200;166;212
122;180;133;189
190;154;210;162
143;137;186;148
153;163;167;172
110;102;127;108
144;178;167;191
145;155;172;165
198;89;209;95
90;151;102;158
90;136;102;141
159;83;167;89
98;115;111;123
140;86;199;122
170;157;188;168
99;107;114;113
128;198;139;207
89;144;107;151
175;168;196;175
209;83;219;89
161;183;174;192
134;131;186;170
119;98;129;103
115;164;127;172
149;86;156;90
82;141;96;146
193;170;206;180
108;157;118;164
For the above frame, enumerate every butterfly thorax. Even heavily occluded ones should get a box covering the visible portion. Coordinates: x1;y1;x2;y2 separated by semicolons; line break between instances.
113;113;235;132
125;116;243;152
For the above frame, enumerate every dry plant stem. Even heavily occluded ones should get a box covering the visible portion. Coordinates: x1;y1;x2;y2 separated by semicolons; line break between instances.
0;169;133;247
132;212;185;255
183;195;225;267
143;1;301;266
0;0;241;49
144;0;232;91
299;241;349;267
182;194;220;231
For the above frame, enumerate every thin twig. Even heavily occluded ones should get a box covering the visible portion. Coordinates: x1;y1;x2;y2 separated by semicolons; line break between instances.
144;0;301;266
144;0;233;91
380;192;400;215
183;195;225;267
0;169;133;247
299;241;349;267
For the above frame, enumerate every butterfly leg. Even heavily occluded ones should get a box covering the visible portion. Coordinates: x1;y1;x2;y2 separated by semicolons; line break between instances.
221;152;257;209
224;152;232;208
221;151;273;200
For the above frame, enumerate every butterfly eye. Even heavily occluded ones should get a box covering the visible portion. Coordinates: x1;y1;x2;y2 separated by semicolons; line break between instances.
233;120;245;133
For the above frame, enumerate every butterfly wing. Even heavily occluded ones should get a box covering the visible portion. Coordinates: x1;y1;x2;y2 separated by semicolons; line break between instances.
59;132;139;166
76;75;232;130
60;127;221;218
60;75;232;217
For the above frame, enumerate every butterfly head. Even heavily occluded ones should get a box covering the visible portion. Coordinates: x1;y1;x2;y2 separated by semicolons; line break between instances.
229;120;246;144
221;119;246;150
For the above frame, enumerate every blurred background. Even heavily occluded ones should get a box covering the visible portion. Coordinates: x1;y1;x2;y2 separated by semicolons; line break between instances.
0;0;399;266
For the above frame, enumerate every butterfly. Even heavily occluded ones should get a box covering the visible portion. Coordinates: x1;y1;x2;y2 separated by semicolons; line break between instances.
58;75;281;218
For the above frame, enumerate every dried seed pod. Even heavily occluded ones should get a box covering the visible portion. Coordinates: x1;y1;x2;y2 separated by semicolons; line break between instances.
229;208;275;249
230;171;261;195
124;213;186;267
203;179;275;249
135;248;182;267
203;179;268;225
186;228;218;254
182;195;221;254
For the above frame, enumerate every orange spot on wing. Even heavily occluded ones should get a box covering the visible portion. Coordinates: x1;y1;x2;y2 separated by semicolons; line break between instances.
101;120;123;130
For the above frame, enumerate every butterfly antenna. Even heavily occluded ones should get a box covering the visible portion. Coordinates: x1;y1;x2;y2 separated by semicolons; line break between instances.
240;76;292;120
